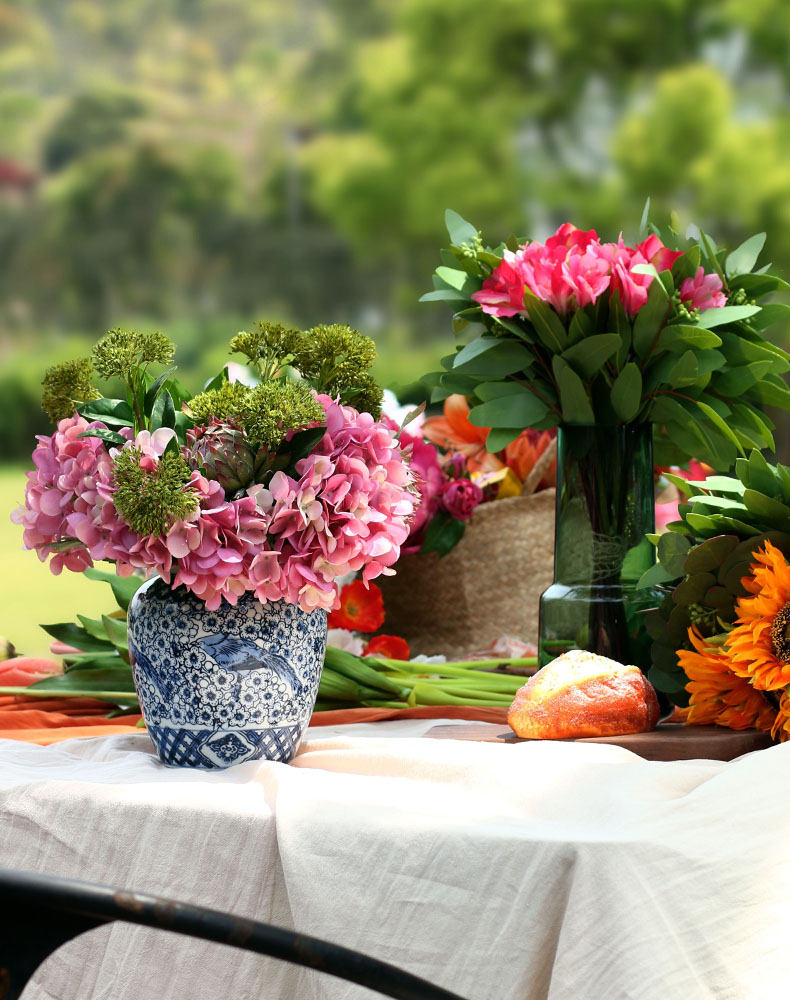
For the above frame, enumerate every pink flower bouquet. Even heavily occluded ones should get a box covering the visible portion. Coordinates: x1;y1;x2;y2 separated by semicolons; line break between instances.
13;323;418;612
422;211;789;471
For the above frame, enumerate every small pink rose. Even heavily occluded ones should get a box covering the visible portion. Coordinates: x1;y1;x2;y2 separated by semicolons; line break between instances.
680;267;727;311
439;479;484;521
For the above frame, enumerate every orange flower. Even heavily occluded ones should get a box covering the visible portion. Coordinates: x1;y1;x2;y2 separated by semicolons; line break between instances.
504;429;556;489
422;394;556;487
327;580;385;633
727;540;790;691
422;395;503;475
679;626;776;731
364;634;410;660
769;690;790;742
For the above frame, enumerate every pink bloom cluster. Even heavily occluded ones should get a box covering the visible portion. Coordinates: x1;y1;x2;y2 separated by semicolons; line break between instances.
11;415;131;574
472;224;725;319
248;396;417;610
13;399;418;613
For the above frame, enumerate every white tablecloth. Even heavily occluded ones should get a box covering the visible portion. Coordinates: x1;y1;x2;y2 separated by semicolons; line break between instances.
1;720;788;1000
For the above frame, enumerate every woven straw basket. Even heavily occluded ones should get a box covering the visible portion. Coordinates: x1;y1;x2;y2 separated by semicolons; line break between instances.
376;489;556;659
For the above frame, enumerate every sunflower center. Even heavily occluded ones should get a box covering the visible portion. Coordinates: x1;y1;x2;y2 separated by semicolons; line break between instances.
770;603;790;663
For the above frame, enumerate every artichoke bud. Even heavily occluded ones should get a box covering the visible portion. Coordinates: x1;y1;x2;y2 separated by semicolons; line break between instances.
184;419;259;495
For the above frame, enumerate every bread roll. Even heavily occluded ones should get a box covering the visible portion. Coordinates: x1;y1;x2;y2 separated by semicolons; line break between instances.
507;650;660;739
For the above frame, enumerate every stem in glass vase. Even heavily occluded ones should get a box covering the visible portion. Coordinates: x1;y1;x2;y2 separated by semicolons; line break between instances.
538;423;659;669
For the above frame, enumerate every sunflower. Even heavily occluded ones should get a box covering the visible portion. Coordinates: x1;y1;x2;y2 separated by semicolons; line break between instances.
679;625;776;732
726;540;790;691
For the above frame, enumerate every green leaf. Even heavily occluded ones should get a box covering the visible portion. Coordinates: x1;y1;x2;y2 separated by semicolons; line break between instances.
657;532;691;577
77;428;126;446
632;279;671;358
713;361;773;397
419;511;466;558
468;392;548;429
25;668;136;702
486;427;522;451
78;397;134;428
672;245;701;283
523;291;568;352
667;350;698;386
749;303;790;331
694;305;761;329
552;356;594;424
746;449;780;496
611;363;642;422
658;325;723;351
474;381;530;401
83;567;145;612
716;331;789;374
102;615;129;651
445;209;479;247
725;233;766;278
560;333;620;379
745;373;790;408
419;289;470;303
202;367;229;392
729;273;790;299
636;560;675;590
695;400;745;458
144;367;177;415
150;389;176;431
452;339;532;377
566;308;595;347
40;622;116;654
684;536;740;573
639;196;651;238
742;490;790;529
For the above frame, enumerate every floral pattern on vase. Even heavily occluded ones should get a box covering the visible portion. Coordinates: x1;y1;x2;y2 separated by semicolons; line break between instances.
127;578;327;769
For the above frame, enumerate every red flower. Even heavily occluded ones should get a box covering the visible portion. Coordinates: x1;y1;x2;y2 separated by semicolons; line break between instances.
364;634;410;660
328;579;385;633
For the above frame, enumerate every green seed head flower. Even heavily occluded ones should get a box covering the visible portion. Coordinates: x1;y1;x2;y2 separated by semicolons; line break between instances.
230;322;302;367
41;358;101;423
92;327;174;380
111;447;198;538
295;324;377;387
240;380;324;451
335;372;383;418
186;381;250;425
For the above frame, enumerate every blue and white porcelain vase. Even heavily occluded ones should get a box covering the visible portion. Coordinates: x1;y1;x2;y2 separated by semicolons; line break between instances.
127;579;327;769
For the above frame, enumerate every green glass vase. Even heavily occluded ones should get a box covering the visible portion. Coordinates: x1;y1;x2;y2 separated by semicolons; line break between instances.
538;423;660;669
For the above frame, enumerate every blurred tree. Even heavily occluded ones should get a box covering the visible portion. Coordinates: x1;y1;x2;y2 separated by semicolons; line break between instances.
0;0;788;458
43;87;146;172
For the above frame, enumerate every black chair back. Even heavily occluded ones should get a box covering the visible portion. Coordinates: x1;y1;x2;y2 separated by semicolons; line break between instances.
0;868;468;1000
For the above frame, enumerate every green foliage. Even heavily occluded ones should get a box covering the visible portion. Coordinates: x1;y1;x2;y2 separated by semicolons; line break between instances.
641;450;790;703
40;358;100;423
111;447;198;536
423;210;790;471
240;379;324;451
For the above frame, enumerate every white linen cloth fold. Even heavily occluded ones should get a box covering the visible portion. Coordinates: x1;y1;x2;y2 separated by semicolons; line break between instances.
0;723;787;1000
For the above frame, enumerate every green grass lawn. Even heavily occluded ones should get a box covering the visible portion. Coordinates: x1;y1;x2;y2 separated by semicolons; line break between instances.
0;464;115;659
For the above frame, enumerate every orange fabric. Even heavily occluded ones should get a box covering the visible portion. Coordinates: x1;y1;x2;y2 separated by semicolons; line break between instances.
0;698;510;746
0;693;142;745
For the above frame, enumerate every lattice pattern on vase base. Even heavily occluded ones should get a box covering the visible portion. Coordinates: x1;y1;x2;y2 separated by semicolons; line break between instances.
148;723;305;769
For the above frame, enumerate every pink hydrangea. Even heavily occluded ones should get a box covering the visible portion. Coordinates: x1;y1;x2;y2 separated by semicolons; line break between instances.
13;396;417;614
680;267;727;311
11;414;128;574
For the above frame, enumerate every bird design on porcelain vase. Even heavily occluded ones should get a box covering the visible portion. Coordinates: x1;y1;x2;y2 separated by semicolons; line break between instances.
198;634;301;691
